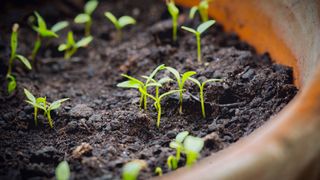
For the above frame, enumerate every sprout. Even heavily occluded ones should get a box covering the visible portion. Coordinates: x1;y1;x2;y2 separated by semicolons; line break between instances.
6;23;32;94
166;0;179;42
169;131;189;161
122;160;147;180
24;88;69;128
155;167;163;176
117;64;166;110
188;77;223;118
167;155;178;170
183;136;204;166
165;67;196;114
189;0;212;22
104;12;136;41
181;20;215;63
55;160;70;180
74;0;98;36
31;11;69;61
142;88;183;128
58;31;93;59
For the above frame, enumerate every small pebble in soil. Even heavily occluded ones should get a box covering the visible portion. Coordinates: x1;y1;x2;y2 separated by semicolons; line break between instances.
70;104;94;118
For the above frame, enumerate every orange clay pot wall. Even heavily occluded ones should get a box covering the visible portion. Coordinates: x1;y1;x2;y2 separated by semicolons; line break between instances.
155;0;320;179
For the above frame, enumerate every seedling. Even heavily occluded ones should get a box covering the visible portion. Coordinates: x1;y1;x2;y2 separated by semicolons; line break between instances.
142;88;182;128
74;0;98;36
183;136;204;166
155;167;163;176
166;67;196;114
31;12;69;61
167;155;178;170
104;12;136;41
166;0;179;42
55;160;70;180
188;77;223;118
181;20;215;63
58;31;93;59
24;88;69;128
122;160;147;180
117;64;166;110
189;0;212;22
6;23;32;94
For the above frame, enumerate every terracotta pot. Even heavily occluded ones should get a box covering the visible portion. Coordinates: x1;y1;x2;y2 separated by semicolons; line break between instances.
156;0;320;179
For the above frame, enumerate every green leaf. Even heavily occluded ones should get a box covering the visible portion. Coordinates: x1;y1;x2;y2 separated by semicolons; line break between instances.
76;36;93;47
183;136;204;153
146;82;162;87
16;55;32;70
55;160;70;180
118;16;136;28
159;89;182;100
117;80;140;89
51;21;69;33
34;27;58;37
189;6;198;19
175;131;189;143
122;160;147;180
181;71;197;84
167;1;179;17
203;78;223;87
49;98;69;110
120;74;144;86
146;64;166;84
165;67;181;84
84;0;98;15
158;77;172;84
104;12;120;29
67;31;76;46
24;88;36;103
169;141;182;149
74;13;90;23
188;77;201;88
197;20;215;34
36;97;47;110
181;26;197;34
7;75;16;94
58;44;67;51
34;11;47;31
11;24;19;58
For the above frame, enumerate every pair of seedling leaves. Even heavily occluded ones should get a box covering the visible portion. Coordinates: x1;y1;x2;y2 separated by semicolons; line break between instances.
167;131;204;170
189;0;212;22
117;64;222;127
24;89;69;128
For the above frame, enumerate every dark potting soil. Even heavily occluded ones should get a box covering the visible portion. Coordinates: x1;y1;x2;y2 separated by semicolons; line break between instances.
0;0;298;179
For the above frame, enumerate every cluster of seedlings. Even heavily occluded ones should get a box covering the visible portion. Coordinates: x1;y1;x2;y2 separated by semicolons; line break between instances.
4;0;220;179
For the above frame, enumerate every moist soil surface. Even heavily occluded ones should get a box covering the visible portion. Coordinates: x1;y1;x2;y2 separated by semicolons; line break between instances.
0;0;298;179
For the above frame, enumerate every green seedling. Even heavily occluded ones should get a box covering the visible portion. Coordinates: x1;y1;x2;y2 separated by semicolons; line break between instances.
104;12;136;41
58;31;93;59
117;64;166;110
183;135;204;166
166;0;179;42
55;160;70;180
31;12;69;61
167;155;178;170
181;20;215;63
155;167;163;176
189;0;212;22
166;67;196;114
122;160;147;180
74;0;98;36
188;77;223;118
142;88;182;128
6;23;32;94
24;88;69;128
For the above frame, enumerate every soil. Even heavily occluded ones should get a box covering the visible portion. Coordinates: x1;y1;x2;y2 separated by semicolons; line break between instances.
0;0;298;179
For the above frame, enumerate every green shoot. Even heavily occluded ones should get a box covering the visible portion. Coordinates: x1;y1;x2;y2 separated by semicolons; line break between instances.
188;77;223;118
58;31;93;59
104;12;136;41
117;64;166;110
122;160;147;180
181;20;215;63
189;0;212;22
169;131;189;161
155;167;163;176
55;160;70;180
183;136;204;166
6;23;32;94
166;0;179;42
24;88;69;128
74;0;98;36
142;88;183;128
166;67;196;114
31;12;69;61
167;155;178;170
